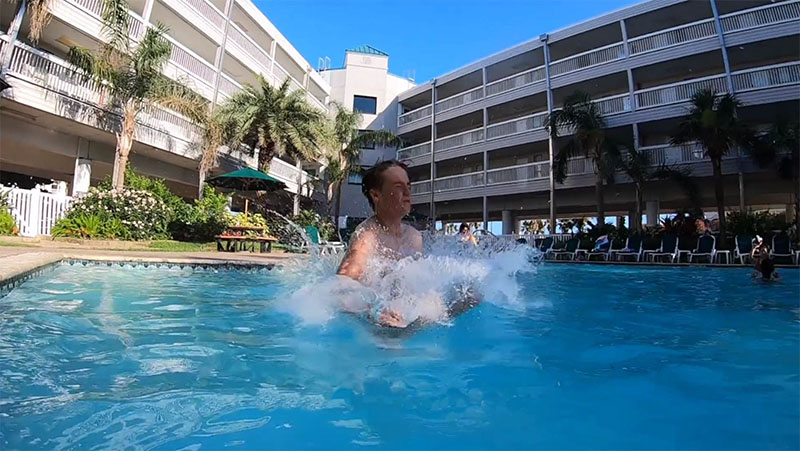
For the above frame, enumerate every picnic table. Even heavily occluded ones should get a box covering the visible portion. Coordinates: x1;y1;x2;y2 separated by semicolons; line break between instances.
215;226;277;253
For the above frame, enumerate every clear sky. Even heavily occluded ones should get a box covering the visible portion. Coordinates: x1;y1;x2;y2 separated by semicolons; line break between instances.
254;0;641;82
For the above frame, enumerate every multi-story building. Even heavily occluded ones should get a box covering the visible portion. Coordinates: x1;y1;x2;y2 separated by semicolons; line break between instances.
391;0;799;233
320;45;415;221
0;0;330;204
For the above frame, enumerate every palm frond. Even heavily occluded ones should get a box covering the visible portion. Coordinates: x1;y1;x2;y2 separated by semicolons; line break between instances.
553;140;580;183
148;75;208;123
101;0;131;54
27;0;53;44
652;165;702;215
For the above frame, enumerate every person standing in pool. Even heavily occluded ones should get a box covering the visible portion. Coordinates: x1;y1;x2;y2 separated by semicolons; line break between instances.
337;160;423;326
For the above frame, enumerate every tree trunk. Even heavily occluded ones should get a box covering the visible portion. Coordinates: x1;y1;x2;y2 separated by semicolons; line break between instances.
112;104;136;190
333;180;343;227
634;184;643;232
711;156;727;249
595;173;605;225
258;141;276;172
197;170;206;199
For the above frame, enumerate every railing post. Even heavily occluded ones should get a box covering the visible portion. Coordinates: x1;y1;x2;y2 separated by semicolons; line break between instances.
541;33;556;233
709;0;734;93
429;80;437;229
0;1;25;77
482;195;488;230
269;41;277;81
621;19;637;112
27;189;41;237
142;0;156;25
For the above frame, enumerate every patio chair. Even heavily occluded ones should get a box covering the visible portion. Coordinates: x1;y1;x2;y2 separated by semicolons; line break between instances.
734;235;753;265
648;234;679;263
615;234;643;262
771;234;793;264
551;237;580;261
305;225;346;254
607;238;626;261
688;234;716;263
539;236;554;256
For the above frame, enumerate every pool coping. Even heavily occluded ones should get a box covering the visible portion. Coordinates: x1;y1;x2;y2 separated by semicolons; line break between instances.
546;259;800;269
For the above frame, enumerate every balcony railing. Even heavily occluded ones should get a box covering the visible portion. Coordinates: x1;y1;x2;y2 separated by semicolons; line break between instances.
397;142;432;160
720;0;800;33
731;61;800;92
486;111;548;140
178;0;226;31
434;128;485;152
635;73;728;109
487;161;549;185
435;86;484;113
594;93;632;115
306;92;327;111
628;18;717;55
485;66;546;97
550;42;625;77
218;73;242;98
6;40;200;146
269;157;319;191
70;0;145;39
566;158;593;175
227;22;273;75
398;105;432;126
640;142;706;166
434;171;484;192
411;180;431;195
165;34;216;85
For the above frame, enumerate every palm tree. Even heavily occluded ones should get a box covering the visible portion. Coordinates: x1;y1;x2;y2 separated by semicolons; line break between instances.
670;89;754;247
749;118;799;232
216;76;324;172
196;112;225;199
25;0;52;43
323;103;400;220
67;0;207;190
546;91;618;225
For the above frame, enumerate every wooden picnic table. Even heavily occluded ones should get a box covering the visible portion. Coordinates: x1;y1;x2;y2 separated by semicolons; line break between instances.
215;234;278;253
224;225;266;236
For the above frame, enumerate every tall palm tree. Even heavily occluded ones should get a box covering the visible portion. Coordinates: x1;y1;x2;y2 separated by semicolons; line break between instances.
324;104;400;220
546;91;618;225
67;0;207;189
670;89;754;247
196;112;225;199
749;118;799;232
216;76;324;172
25;0;52;43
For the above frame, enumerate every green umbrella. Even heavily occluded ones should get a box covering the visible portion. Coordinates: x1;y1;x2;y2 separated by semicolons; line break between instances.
207;168;287;217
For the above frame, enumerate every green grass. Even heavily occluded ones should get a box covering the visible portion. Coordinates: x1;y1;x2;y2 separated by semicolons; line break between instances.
146;241;218;252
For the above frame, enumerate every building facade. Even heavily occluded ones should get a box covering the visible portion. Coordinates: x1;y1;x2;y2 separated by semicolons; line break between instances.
320;46;415;222
0;0;329;204
390;0;799;233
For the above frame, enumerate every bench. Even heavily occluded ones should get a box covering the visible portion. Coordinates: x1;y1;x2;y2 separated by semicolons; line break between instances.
215;235;278;253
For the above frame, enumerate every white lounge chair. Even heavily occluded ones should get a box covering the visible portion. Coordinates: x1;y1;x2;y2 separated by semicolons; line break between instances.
688;234;716;263
552;237;581;261
771;234;793;264
649;234;679;263
615;235;643;262
734;235;753;265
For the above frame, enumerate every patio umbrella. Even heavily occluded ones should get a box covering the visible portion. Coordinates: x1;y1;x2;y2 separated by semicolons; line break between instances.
207;168;286;217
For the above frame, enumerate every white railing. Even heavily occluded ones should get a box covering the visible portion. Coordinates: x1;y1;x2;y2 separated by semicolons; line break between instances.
628;18;717;55
398;105;432;126
165;34;216;85
6;41;200;144
566;158;593;175
411;180;431;195
69;0;145;39
434;128;485;152
397;142;432;160
635;73;728;109
640;142;707;166
595;93;632;115
306;92;327;111
227;22;273;75
1;187;73;237
550;42;625;77
435;86;484;113
434;172;484;192
720;0;800;33
178;0;226;31
486;111;548;140
487;161;549;185
485;66;546;97
218;73;242;98
268;158;320;196
731;61;800;92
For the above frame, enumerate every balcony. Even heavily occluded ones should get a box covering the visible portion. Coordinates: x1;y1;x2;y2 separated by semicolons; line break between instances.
398;105;432;127
486;111;548;140
434;171;484;192
226;22;273;78
435;128;485;152
628;18;717;56
635;74;729;109
435;86;484;114
486;66;546;97
549;42;625;78
410;180;431;195
172;0;226;34
731;61;800;93
397;141;432;160
218;73;243;100
720;0;800;33
486;161;549;185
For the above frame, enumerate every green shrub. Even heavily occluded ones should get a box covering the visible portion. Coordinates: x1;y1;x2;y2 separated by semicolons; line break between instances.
53;213;103;238
64;188;171;240
170;186;232;242
727;210;788;236
0;209;17;235
292;209;336;241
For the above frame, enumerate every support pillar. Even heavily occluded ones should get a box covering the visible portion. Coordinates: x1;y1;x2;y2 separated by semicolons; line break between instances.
293;160;302;216
0;1;26;76
627;209;637;230
482;196;488;230
786;203;797;224
72;159;92;196
646;200;659;227
541;33;556;231
502;210;514;235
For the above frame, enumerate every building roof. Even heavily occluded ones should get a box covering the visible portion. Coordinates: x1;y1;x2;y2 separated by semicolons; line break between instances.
346;45;388;57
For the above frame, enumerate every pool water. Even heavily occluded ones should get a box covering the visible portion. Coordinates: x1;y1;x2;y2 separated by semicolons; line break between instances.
1;263;798;449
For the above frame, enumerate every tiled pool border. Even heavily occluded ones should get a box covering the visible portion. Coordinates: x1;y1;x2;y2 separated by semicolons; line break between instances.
0;258;279;298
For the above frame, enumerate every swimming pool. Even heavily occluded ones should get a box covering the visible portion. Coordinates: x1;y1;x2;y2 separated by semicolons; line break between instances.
1;263;798;449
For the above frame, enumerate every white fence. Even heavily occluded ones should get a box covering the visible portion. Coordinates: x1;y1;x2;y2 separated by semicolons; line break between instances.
1;187;73;237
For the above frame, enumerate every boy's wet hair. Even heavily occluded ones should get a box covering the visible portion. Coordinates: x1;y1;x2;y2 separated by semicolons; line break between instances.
459;223;470;233
361;160;408;210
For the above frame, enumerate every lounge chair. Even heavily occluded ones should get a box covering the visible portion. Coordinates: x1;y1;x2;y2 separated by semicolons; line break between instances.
539;236;554;256
734;235;753;265
606;238;626;261
305;225;346;254
771;234;793;264
552;237;580;261
688;234;716;263
648;234;679;263
615;234;643;262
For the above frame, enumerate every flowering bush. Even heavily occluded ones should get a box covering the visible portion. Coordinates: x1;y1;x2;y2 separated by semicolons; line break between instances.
60;187;171;240
169;186;232;242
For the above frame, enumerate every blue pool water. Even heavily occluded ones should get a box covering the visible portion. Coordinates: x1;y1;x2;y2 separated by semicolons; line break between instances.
0;263;798;449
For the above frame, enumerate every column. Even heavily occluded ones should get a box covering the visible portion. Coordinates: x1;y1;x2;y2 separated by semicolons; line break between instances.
142;0;156;24
72;159;92;196
429;80;437;228
0;1;26;75
541;34;556;230
482;196;488;230
211;0;235;107
646;200;659;227
502;210;514;235
293;160;302;216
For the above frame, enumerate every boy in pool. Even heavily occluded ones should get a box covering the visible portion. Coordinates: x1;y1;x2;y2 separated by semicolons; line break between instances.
337;161;423;327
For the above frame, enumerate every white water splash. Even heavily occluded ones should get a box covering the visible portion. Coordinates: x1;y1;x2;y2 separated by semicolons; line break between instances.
276;233;541;327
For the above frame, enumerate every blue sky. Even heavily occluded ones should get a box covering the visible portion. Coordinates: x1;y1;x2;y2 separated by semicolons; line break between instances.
255;0;640;82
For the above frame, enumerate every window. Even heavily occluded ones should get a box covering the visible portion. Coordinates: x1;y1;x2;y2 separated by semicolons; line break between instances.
353;95;377;114
348;173;363;185
358;130;375;149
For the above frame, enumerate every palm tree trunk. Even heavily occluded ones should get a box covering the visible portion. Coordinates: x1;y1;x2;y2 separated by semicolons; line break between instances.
595;173;605;225
258;142;276;172
112;104;136;190
197;171;206;199
711;156;727;248
333;180;343;226
634;184;643;232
